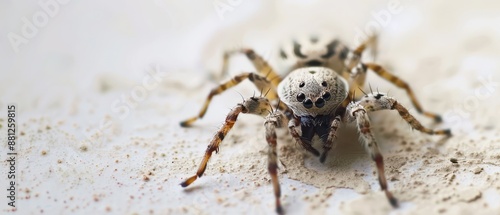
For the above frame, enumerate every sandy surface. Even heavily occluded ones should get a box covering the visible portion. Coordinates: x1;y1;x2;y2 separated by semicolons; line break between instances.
2;0;500;214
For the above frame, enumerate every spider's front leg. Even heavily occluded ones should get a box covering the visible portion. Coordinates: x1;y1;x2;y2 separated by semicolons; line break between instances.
320;115;342;162
345;93;451;207
356;92;451;136
288;117;320;157
288;115;342;163
180;96;273;187
264;110;288;215
346;102;399;208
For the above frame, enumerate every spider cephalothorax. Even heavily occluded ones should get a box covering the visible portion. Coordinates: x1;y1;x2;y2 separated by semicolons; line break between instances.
278;67;349;160
179;35;450;214
278;67;348;116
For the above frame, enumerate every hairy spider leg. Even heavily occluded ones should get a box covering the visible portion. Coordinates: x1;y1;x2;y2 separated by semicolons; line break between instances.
180;96;273;186
180;72;277;127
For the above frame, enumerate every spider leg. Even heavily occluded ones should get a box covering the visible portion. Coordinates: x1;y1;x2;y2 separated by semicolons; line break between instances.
346;63;369;101
220;48;282;87
319;115;341;163
264;110;288;215
341;35;377;100
287;111;343;163
361;63;443;123
180;72;277;127
346;102;398;208
344;34;378;71
348;34;378;64
355;93;451;136
180;96;273;187
288;117;320;157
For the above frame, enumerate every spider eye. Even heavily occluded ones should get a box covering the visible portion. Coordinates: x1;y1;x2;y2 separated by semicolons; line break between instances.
296;93;305;102
322;92;331;101
321;81;327;87
299;82;305;88
303;99;313;109
315;98;325;108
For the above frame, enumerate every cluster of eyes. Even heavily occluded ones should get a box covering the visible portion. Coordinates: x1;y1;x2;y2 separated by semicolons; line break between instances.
296;81;331;108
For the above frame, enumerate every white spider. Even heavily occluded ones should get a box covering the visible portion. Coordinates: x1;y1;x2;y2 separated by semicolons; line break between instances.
179;35;451;214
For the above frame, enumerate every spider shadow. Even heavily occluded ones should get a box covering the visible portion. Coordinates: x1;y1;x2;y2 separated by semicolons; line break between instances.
182;184;206;193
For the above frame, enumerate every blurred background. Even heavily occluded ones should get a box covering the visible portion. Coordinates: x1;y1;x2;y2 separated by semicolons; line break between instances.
2;0;499;131
1;0;500;214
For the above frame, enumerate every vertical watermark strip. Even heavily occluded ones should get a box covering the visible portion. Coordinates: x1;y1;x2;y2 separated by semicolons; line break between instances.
6;104;17;208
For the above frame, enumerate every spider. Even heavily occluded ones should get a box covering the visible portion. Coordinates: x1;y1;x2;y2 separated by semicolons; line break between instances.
179;35;451;214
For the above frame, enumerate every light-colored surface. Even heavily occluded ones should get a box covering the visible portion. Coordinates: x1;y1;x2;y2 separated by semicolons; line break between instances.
2;0;500;214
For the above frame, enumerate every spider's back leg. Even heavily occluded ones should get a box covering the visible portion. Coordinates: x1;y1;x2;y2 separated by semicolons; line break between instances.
220;48;282;87
180;72;277;127
363;63;443;122
347;35;443;122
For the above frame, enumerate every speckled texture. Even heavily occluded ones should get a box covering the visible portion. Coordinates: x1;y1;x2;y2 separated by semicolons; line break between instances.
2;1;500;215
